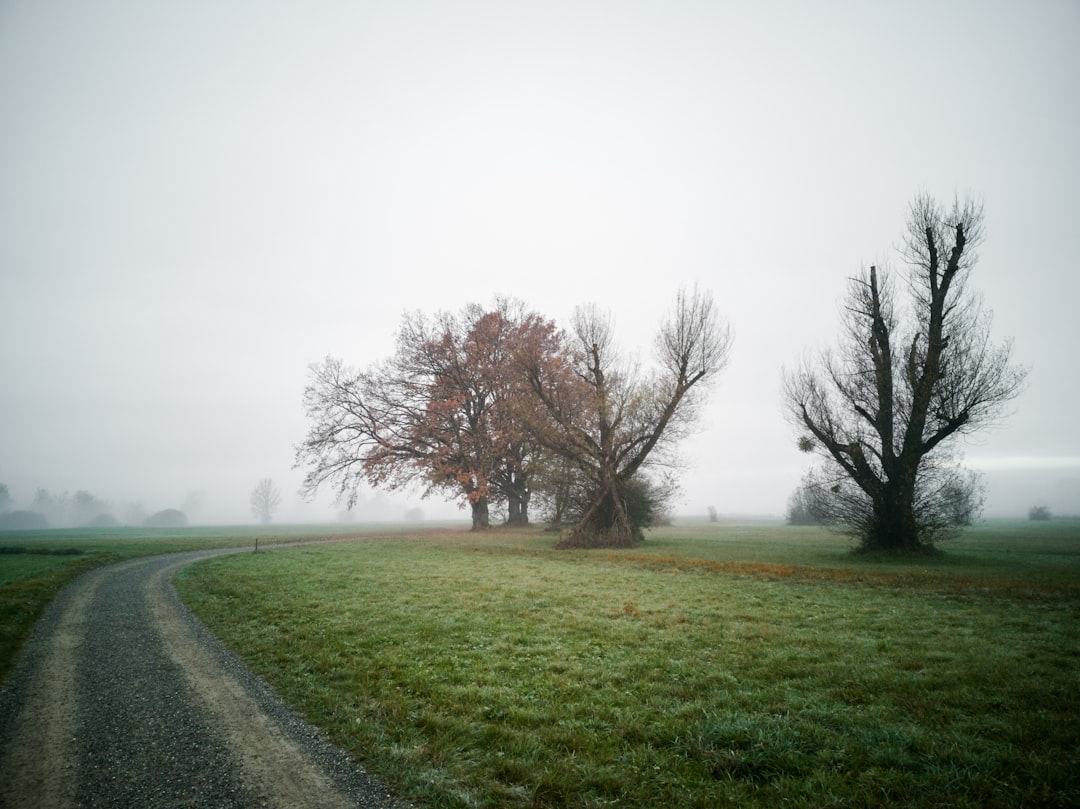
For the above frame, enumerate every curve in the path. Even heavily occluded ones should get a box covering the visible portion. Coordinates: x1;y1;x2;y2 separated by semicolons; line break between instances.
0;549;405;809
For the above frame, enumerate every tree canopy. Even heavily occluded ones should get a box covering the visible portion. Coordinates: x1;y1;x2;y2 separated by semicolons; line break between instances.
296;299;558;529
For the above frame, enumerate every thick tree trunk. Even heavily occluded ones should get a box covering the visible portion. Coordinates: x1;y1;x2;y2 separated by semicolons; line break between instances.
866;476;924;552
470;497;490;531
557;476;638;549
506;486;530;526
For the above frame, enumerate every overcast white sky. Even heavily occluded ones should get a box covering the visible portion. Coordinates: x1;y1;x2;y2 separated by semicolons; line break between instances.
2;0;1078;525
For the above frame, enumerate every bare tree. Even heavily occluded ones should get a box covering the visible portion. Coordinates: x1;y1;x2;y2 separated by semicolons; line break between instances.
250;478;282;524
520;286;732;547
783;195;1026;551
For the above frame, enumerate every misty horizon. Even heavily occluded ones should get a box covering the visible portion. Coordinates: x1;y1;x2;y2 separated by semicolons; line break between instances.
2;1;1078;528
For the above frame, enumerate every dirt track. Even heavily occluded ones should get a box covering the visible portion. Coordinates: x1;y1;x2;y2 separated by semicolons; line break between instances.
0;549;406;808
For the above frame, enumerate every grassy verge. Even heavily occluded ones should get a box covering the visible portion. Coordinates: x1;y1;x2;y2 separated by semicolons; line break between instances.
177;521;1080;808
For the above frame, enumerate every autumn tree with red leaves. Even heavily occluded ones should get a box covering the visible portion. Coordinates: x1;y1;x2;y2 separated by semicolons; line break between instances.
295;299;558;529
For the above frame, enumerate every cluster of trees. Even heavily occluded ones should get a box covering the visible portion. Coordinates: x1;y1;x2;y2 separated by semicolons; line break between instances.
296;288;731;547
0;484;189;530
298;194;1027;553
0;478;292;529
1;196;1030;553
0;486;115;530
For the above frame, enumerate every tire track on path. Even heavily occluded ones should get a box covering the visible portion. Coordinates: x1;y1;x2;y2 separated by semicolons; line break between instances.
0;563;102;807
0;549;405;809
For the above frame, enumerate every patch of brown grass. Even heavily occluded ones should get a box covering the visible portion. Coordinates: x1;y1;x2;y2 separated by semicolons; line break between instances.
603;551;1080;602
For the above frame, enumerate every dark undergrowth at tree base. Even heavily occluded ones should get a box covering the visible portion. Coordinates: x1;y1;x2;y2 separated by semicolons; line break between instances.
851;544;943;559
554;527;644;549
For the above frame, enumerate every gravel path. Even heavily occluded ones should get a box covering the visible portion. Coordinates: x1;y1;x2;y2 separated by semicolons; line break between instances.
0;549;409;808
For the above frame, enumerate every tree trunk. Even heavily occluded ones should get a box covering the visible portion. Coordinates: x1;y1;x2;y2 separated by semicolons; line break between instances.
558;476;638;548
470;497;490;531
867;475;924;552
505;483;530;526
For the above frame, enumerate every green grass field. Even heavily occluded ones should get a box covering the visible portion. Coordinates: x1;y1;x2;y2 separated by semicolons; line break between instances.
170;521;1079;808
0;522;438;682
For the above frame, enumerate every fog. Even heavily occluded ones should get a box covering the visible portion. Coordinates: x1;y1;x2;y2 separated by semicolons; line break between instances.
2;1;1078;526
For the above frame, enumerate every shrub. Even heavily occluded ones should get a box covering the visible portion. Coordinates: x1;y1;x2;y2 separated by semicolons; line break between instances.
785;478;829;526
143;508;188;527
1028;505;1052;521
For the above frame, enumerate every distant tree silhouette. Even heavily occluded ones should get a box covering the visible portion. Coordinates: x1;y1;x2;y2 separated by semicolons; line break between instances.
1028;505;1052;521
250;478;283;524
70;490;111;526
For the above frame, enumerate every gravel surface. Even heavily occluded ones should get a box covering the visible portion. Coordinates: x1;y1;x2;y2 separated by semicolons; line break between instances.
0;549;410;809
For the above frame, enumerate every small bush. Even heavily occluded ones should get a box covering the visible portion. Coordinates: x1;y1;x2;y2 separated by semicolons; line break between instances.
785;480;829;526
144;508;189;527
1028;505;1052;521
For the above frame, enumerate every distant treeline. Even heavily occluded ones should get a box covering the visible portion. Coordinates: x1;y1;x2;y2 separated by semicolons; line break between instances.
0;483;189;531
